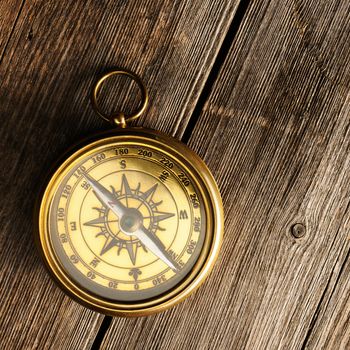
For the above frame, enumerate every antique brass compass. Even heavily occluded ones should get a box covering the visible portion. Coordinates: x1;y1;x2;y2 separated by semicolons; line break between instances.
36;69;223;316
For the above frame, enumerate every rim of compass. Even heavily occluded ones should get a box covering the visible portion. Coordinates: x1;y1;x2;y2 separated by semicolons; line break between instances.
35;127;223;317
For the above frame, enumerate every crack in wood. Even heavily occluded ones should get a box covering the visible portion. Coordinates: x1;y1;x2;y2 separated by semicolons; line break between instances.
301;200;350;349
181;0;252;144
0;0;26;67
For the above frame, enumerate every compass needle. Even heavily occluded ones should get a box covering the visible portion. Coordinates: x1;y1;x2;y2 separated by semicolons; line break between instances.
82;172;176;269
134;226;179;271
82;172;127;218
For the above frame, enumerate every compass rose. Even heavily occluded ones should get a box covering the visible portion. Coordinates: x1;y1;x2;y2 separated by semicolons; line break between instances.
84;174;175;265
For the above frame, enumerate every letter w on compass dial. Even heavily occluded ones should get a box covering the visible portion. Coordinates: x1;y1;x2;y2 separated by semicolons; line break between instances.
83;173;178;270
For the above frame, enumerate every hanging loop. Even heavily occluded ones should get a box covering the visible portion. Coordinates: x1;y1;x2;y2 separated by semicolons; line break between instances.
91;69;148;127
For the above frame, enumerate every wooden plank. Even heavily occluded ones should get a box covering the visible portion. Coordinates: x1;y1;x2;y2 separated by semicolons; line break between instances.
0;0;24;60
301;93;350;349
0;0;241;349
101;0;350;349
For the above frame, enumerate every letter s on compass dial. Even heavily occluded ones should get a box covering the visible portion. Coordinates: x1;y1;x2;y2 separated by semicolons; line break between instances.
37;128;223;316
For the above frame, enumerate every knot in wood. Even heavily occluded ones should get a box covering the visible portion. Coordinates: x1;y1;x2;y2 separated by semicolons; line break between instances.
291;223;306;238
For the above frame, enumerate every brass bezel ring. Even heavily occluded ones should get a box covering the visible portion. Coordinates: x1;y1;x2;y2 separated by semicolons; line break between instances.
35;128;224;317
91;69;148;127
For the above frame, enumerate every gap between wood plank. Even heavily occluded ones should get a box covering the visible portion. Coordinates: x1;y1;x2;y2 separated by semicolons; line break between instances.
301;201;350;350
0;0;26;66
182;0;252;144
89;1;252;348
91;316;113;350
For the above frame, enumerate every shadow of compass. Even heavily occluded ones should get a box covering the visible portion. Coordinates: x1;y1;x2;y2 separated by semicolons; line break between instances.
79;171;179;269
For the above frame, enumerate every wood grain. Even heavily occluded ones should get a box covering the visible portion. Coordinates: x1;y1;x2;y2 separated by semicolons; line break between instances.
101;0;350;349
0;0;240;348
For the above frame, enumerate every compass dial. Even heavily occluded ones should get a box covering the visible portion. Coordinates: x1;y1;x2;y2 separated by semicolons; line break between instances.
37;129;222;315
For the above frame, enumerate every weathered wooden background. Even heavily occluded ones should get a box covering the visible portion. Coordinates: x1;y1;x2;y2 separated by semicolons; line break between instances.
1;0;350;349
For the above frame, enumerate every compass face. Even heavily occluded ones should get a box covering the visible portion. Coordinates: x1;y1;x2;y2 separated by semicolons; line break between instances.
38;129;222;315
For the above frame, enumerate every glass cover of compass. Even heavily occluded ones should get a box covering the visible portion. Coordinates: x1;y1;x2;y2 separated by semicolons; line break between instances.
36;127;223;316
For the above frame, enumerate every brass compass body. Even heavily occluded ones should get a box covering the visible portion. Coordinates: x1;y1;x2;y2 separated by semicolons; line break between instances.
36;71;223;316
